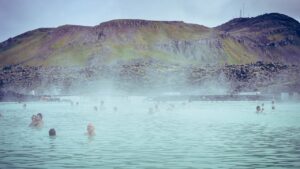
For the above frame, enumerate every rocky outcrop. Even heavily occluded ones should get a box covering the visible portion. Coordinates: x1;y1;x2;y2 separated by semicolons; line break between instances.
1;61;299;95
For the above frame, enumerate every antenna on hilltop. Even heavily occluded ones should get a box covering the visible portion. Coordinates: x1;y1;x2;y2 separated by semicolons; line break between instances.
239;3;246;18
243;3;245;17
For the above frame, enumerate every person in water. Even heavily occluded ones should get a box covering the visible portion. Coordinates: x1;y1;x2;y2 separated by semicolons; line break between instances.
100;100;105;110
36;113;44;126
148;107;154;114
29;113;44;127
155;104;159;112
37;113;42;120
49;128;56;136
272;100;275;110
29;115;38;127
86;123;95;136
256;105;261;113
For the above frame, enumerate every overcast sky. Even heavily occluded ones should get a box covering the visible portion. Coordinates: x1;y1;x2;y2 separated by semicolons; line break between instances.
0;0;300;42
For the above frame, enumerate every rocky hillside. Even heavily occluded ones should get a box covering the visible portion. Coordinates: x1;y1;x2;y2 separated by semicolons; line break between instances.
1;61;299;95
0;13;299;66
216;13;300;63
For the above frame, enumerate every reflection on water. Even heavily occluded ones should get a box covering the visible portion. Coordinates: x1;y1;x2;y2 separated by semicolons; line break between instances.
0;98;300;169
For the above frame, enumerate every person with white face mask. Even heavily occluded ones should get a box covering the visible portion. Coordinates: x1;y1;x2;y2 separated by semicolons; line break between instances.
86;123;95;136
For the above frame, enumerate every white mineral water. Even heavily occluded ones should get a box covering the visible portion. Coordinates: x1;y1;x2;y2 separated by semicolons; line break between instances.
0;97;300;168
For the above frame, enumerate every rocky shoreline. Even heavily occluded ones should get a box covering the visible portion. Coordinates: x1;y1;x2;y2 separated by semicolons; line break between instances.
0;61;299;96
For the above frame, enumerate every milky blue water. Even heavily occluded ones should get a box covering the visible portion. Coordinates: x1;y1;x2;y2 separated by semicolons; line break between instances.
0;97;300;169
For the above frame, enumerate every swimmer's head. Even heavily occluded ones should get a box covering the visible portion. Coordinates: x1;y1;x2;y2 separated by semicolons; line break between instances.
256;105;261;112
49;128;56;136
37;113;43;120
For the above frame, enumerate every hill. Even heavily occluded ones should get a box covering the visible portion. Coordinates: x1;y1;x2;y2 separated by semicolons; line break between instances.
1;13;299;66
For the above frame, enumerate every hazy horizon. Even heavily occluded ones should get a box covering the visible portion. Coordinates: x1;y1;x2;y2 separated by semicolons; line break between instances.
1;0;300;42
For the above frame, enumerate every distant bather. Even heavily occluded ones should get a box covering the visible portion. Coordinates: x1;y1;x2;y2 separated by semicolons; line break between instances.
272;100;275;110
86;123;95;136
148;107;154;114
49;128;56;136
256;105;261;113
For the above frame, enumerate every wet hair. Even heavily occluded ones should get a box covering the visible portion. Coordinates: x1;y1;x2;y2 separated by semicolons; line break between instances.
37;113;43;119
49;128;56;136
